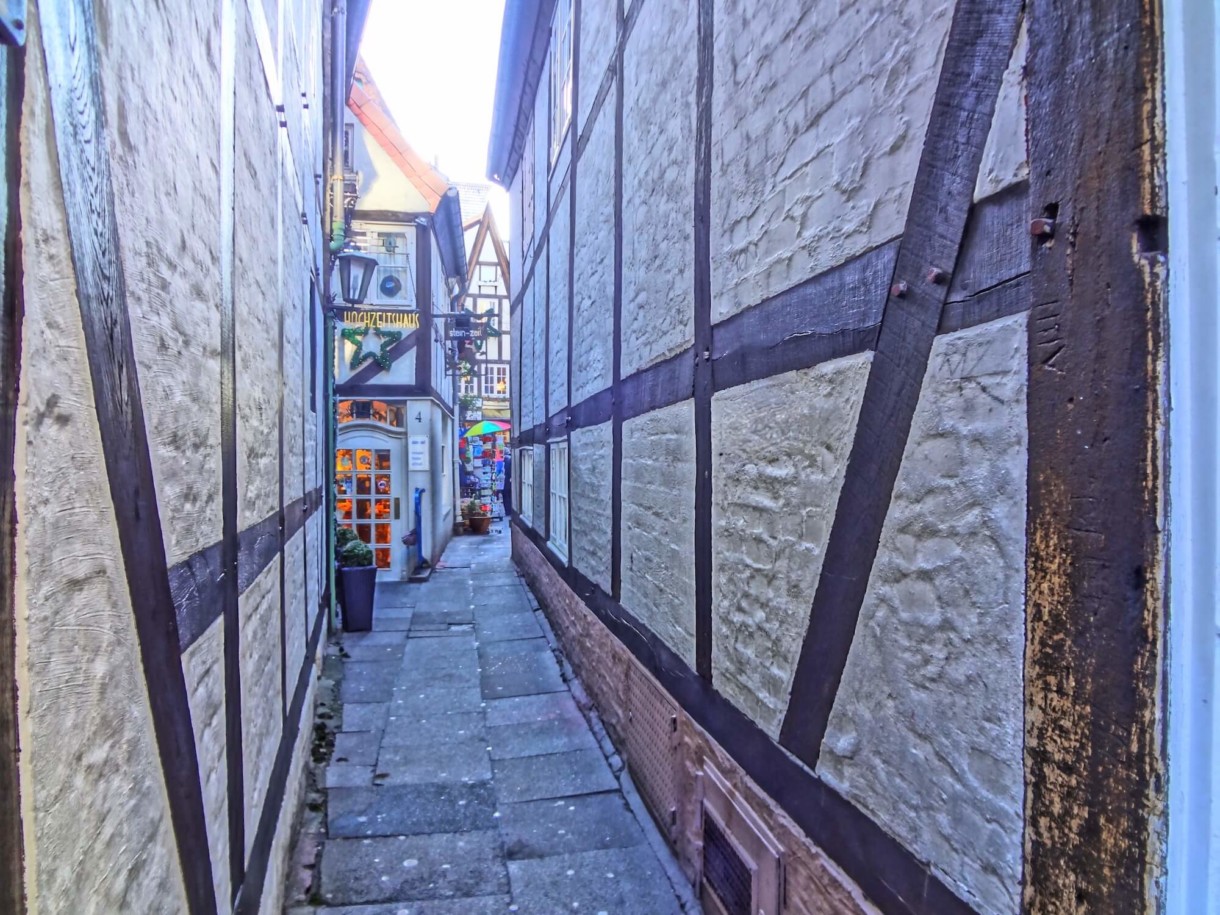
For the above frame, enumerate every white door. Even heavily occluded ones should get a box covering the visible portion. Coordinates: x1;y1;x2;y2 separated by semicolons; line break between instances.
335;435;403;579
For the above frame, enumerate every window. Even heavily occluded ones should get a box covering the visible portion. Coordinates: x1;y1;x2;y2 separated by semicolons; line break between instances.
334;447;395;569
549;0;573;164
460;373;478;397
485;364;508;397
342;124;355;172
548;441;569;560
479;264;497;283
480;285;498;296
337;400;404;427
519;448;534;524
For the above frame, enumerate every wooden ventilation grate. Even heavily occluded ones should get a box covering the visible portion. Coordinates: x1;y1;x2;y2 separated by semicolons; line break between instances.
699;761;784;915
704;814;753;915
623;667;680;838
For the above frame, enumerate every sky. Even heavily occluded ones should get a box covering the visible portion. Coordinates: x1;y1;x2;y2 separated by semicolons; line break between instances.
359;0;511;237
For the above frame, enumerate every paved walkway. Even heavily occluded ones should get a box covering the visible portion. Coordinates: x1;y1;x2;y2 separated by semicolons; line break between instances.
286;527;692;914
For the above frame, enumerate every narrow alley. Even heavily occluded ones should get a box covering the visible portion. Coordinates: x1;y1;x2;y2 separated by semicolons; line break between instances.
286;529;695;913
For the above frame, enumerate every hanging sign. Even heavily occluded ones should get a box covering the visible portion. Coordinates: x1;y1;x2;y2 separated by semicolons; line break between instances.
408;435;429;471
340;309;420;329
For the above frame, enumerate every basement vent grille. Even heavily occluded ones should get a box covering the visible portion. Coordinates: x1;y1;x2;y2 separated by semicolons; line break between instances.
704;814;752;915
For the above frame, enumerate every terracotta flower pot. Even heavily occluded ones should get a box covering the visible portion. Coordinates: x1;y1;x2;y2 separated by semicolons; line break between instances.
468;515;492;535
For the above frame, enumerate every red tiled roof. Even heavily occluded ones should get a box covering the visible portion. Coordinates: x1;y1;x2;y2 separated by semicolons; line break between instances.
349;57;449;212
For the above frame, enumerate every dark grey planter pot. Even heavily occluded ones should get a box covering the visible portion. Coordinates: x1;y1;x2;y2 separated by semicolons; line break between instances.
340;566;377;632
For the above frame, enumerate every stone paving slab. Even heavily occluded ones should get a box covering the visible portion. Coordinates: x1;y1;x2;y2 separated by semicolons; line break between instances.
325;764;376;789
483;691;584;729
507;846;684;915
397;665;482;692
492;748;617;803
376;738;493;785
381;710;485;747
328;783;497;837
477;637;559;667
479;651;566;699
374;581;421;607
333;730;382;766
391;686;485;715
340;662;401;703
288;897;512;915
499;792;645;860
486;716;601;760
342;702;390;733
318;832;507;905
474;614;545;644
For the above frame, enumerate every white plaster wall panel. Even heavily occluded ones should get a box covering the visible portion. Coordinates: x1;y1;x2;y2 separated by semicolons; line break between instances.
95;0;223;565
257;670;317;914
819;313;1028;915
531;247;549;428
711;354;872;738
710;0;952;323
572;99;615;404
578;0;618;129
283;186;306;504
975;17;1028;201
570;422;614;592
534;59;551;246
240;559;285;856
235;18;283;530
621;400;697;666
621;0;696;375
511;302;523;433
509;169;525;284
533;444;547;533
549;185;571;415
16;31;188;909
182;617;231;906
518;281;534;430
284;529;307;686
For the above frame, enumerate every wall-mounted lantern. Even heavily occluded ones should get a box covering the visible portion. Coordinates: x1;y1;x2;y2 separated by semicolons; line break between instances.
336;250;378;305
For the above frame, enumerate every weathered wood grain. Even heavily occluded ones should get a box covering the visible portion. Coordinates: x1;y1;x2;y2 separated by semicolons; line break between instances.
0;42;24;915
1023;0;1166;909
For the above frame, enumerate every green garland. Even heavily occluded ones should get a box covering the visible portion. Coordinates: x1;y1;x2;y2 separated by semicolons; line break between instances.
342;322;404;371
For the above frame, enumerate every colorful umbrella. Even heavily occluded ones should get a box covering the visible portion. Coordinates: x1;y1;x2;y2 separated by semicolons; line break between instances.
462;420;511;438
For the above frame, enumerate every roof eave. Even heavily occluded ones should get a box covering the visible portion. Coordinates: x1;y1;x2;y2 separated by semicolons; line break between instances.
487;0;556;187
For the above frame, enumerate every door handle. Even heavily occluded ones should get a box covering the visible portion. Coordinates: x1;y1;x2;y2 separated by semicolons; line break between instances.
394;497;400;520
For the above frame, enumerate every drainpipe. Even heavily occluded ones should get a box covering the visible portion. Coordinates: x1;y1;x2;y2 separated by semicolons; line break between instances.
329;0;347;255
324;0;348;632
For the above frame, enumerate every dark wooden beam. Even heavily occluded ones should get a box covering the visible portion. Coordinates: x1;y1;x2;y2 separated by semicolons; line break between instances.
0;42;24;915
692;0;714;679
779;0;1024;765
1023;0;1166;908
342;328;421;387
40;2;217;910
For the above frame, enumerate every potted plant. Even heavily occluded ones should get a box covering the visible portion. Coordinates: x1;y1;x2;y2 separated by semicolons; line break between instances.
465;498;492;535
338;538;377;632
333;524;359;612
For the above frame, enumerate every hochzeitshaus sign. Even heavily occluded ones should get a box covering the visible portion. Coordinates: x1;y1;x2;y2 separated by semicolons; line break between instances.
338;309;420;329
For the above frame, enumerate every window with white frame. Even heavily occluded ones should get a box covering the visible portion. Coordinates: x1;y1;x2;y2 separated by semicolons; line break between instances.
479;264;497;283
519;448;534;524
549;0;573;165
548;441;569;560
485;363;508;397
460;372;478;396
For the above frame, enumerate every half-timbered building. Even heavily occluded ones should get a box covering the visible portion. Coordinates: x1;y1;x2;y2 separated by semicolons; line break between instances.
490;0;1180;913
334;58;467;579
457;192;513;425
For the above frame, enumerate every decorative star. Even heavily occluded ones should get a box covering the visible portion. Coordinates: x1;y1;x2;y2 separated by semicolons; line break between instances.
342;322;403;371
